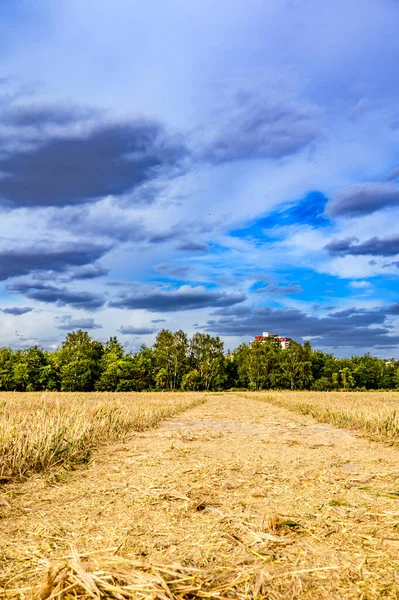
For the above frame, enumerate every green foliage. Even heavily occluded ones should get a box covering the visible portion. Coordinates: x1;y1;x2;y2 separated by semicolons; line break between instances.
0;327;396;392
189;333;225;390
154;330;188;389
238;339;281;390
61;359;99;391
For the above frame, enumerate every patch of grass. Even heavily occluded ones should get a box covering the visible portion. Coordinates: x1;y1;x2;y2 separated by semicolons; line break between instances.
0;392;206;480
249;390;399;444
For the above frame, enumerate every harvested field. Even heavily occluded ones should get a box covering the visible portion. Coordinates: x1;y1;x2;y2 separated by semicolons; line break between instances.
0;392;206;481
251;390;399;444
2;392;399;598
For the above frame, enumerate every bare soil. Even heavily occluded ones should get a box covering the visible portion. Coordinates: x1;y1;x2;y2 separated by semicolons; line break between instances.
2;393;399;598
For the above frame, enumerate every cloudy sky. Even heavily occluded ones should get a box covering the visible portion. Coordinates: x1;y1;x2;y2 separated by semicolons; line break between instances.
0;0;399;356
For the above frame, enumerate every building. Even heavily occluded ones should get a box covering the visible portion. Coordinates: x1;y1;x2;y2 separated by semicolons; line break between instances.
254;331;292;350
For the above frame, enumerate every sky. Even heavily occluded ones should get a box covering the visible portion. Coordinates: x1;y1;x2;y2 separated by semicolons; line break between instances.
0;0;399;357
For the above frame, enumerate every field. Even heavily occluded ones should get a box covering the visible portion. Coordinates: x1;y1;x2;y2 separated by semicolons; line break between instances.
0;392;206;481
2;391;399;599
247;390;399;444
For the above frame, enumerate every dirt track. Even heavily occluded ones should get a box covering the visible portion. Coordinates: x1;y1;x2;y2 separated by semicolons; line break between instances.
2;393;399;598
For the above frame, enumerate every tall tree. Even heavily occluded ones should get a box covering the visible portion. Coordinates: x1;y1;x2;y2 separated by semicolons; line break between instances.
238;339;280;390
55;330;103;392
153;330;188;389
279;341;313;390
189;333;225;390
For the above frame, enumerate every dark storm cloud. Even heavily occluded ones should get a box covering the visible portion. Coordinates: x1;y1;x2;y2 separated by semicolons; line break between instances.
57;317;103;330
67;263;109;280
0;102;187;207
203;95;318;163
326;234;399;256
119;325;157;335
109;286;246;312
0;242;110;280
0;103;96;127
0;306;33;315
387;303;399;315
327;183;399;217
9;280;105;310
203;305;399;349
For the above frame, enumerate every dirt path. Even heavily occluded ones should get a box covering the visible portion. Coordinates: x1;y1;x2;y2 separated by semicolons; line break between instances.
2;394;399;598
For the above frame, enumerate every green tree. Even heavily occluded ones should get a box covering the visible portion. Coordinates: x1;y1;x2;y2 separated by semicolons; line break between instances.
61;359;99;391
189;333;225;390
153;330;188;389
279;341;313;390
131;345;157;390
238;339;280;390
181;368;205;390
13;346;59;391
0;348;16;390
56;330;103;391
339;366;355;390
95;337;127;391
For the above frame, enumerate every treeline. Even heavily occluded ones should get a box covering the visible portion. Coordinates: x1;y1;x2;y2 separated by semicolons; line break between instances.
0;329;398;392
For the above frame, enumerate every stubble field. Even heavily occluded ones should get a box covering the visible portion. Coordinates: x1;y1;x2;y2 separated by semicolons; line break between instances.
2;390;399;599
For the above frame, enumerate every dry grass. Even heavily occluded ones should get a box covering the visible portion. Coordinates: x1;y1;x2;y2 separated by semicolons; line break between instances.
0;392;206;481
3;393;399;598
249;390;399;444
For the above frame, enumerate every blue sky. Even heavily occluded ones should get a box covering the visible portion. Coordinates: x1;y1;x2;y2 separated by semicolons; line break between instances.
0;0;399;356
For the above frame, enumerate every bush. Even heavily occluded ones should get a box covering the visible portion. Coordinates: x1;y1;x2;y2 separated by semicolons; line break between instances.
311;377;335;391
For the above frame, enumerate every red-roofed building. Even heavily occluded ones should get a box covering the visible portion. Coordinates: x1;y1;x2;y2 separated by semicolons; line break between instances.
254;331;292;349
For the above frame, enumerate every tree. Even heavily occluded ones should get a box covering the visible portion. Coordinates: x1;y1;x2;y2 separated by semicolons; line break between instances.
13;346;59;391
189;333;225;390
238;339;280;390
61;359;99;392
279;342;313;390
352;354;385;389
56;330;103;391
0;348;16;390
56;330;103;366
95;337;126;391
181;369;204;390
339;366;355;390
131;345;157;390
153;330;188;389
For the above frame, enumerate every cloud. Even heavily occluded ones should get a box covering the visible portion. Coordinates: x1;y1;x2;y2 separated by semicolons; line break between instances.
0;102;186;207
326;234;399;257
57;317;103;330
109;285;246;312
202;94;319;163
255;283;302;295
118;325;157;335
327;183;399;217
0;306;33;315
203;304;399;349
67;263;109;280
0;102;96;127
349;280;371;289
155;264;191;278
9;281;105;310
176;240;209;253
49;203;148;243
387;303;399;315
0;242;110;280
151;318;165;323
387;167;399;181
